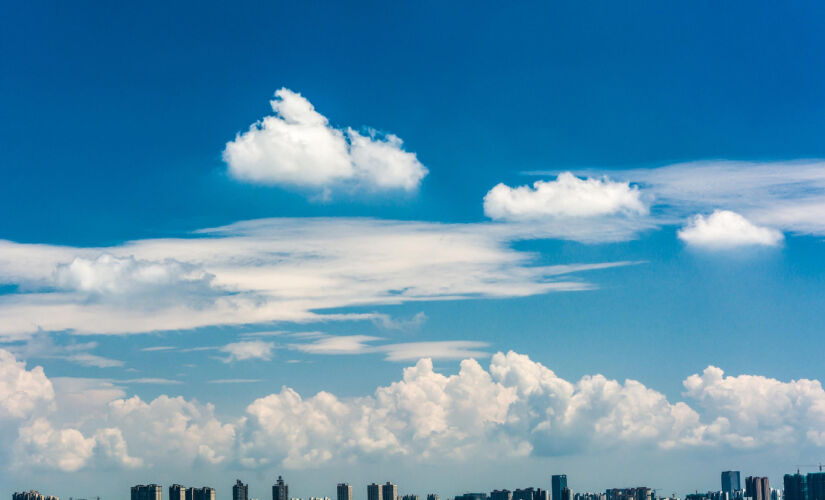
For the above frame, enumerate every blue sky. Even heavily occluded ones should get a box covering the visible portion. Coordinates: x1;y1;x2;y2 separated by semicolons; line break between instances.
2;1;825;499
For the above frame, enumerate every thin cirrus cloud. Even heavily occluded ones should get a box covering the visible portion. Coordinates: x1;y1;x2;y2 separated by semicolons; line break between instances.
677;210;784;249
0;218;632;339
218;341;275;363
223;88;428;197
289;334;491;361
6;348;825;472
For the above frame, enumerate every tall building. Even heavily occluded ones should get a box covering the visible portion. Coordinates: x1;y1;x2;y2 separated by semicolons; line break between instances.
427;495;440;500
562;489;571;500
369;484;383;500
402;496;420;500
605;488;652;500
384;483;398;500
274;477;289;500
133;485;163;500
492;491;512;500
746;477;770;500
785;473;807;500
808;472;825;500
170;485;186;500
553;476;568;500
338;484;353;500
191;488;215;500
15;492;59;500
723;472;742;497
455;495;487;500
235;480;249;500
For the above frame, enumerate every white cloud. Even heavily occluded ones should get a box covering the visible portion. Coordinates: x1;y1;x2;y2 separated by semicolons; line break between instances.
0;218;629;338
5;348;825;472
0;349;54;419
378;341;490;361
484;172;648;220
219;340;275;362
223;88;427;195
677;210;784;249
292;335;381;355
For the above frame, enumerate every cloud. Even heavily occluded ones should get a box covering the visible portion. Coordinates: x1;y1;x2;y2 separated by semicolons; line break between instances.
484;172;648;220
208;379;262;384
378;341;490;361
291;335;381;355
677;210;784;249
0;349;54;419
5;348;825;472
3;335;123;368
0;218;629;338
223;88;428;196
219;341;275;362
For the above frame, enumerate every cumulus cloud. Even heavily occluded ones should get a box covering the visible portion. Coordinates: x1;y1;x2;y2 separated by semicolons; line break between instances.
677;210;784;249
0;218;629;338
223;88;428;195
0;349;54;419
219;341;275;362
484;172;648;220
5;348;825;472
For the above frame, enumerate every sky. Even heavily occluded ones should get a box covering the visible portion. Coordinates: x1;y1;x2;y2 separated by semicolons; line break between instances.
2;1;825;499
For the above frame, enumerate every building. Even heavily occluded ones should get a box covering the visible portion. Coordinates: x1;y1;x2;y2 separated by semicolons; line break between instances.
384;483;398;500
771;489;781;500
562;489;571;500
15;492;59;500
785;472;807;500
133;485;163;500
170;485;186;500
235;480;249;500
403;495;420;500
190;488;215;500
723;472;742;498
605;488;652;500
274;477;289;500
338;484;353;500
427;495;440;500
553;476;568;500
491;491;512;500
746;477;770;500
369;484;383;500
574;493;606;500
513;488;547;500
455;494;487;500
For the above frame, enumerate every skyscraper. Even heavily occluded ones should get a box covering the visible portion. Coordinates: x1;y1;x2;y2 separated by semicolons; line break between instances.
723;472;742;497
562;489;571;500
170;485;186;500
553;476;568;500
808;472;825;500
491;491;512;500
338;484;353;500
746;477;770;500
368;484;383;500
132;485;163;500
784;473;807;500
273;477;289;500
235;480;249;500
384;483;398;500
427;494;440;500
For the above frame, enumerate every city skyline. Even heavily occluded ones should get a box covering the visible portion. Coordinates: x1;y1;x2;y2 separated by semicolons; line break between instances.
3;1;825;499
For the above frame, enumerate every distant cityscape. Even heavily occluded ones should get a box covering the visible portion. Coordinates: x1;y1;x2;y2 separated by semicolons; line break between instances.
14;469;825;500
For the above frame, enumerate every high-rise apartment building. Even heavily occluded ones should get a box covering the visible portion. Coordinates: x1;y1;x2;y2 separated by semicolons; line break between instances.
402;495;420;500
14;491;59;500
561;488;571;500
170;485;186;500
427;494;440;500
785;473;807;500
605;488;652;500
190;488;215;500
746;477;770;500
368;484;383;500
133;485;163;500
234;480;249;500
455;494;487;500
723;472;742;497
553;476;568;500
384;483;398;500
338;484;353;500
274;476;289;500
808;472;825;500
492;491;512;500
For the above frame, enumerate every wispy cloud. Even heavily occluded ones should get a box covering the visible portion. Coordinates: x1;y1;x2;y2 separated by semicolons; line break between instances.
219;341;274;363
140;346;176;352
290;335;491;361
208;379;262;384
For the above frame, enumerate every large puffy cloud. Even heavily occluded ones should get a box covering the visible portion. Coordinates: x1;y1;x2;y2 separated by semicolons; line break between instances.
677;210;784;249
5;348;825;473
0;349;54;419
0;218;632;338
484;172;648;220
223;88;428;195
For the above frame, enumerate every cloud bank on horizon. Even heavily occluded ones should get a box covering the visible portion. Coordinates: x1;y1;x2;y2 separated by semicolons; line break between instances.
3;348;825;473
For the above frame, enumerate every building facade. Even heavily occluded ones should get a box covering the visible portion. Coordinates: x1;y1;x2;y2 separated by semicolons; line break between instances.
170;485;186;500
746;477;770;500
132;485;163;500
338;484;353;500
234;480;249;500
723;472;742;498
274;477;289;500
553;476;568;500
